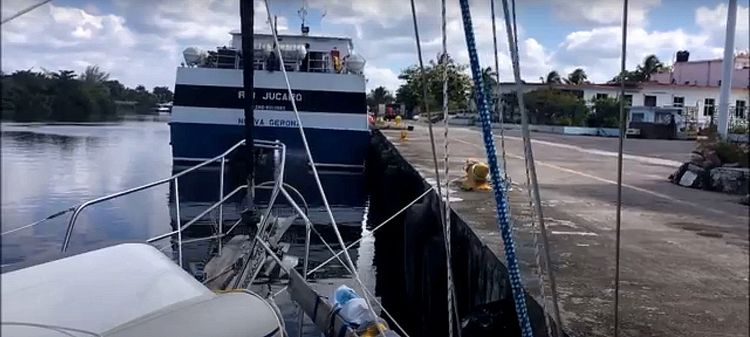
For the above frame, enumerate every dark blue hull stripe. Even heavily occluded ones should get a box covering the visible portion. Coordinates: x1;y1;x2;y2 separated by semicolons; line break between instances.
173;85;366;114
170;123;370;166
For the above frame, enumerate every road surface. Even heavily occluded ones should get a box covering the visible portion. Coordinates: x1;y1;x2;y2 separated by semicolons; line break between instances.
383;124;748;337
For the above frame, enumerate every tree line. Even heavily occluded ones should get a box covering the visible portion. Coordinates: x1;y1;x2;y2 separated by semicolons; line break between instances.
368;54;666;128
1;66;173;122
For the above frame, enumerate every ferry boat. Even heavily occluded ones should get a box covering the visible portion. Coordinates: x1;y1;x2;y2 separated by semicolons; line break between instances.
171;31;369;168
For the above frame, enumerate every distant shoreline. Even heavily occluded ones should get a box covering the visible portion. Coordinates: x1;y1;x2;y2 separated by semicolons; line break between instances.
1;114;170;127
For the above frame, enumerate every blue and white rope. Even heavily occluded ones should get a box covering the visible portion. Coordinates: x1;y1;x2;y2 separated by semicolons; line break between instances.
457;0;533;336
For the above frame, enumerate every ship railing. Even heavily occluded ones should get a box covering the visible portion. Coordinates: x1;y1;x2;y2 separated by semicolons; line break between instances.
54;139;287;268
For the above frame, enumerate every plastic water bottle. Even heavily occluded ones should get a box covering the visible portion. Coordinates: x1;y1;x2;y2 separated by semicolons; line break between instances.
331;285;376;326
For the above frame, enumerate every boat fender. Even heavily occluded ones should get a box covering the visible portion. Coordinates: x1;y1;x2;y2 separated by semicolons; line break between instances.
460;159;491;191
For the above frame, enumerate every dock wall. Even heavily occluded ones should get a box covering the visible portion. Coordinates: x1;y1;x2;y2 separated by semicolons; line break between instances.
365;131;559;337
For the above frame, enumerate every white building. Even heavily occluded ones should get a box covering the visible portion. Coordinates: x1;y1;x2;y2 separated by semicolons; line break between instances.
499;53;750;127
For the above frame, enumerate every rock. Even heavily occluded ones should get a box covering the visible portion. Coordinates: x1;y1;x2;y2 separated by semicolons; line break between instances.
668;163;689;184
689;151;704;166
701;150;722;169
670;163;710;189
710;167;750;195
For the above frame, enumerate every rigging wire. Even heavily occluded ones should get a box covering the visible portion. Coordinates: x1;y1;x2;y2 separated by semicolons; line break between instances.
306;187;435;275
614;0;629;336
274;186;413;337
457;0;533;335
260;1;382;333
0;0;53;25
439;0;460;336
489;0;510;187
501;0;565;335
409;0;461;335
408;0;445;202
496;2;552;335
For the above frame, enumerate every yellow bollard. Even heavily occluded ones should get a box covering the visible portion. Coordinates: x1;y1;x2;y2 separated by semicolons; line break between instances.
400;129;408;142
394;115;402;128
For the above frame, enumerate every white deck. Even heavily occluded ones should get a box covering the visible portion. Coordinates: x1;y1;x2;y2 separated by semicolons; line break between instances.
1;244;211;336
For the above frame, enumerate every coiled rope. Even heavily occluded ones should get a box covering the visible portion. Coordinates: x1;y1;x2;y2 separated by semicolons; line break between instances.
457;0;532;335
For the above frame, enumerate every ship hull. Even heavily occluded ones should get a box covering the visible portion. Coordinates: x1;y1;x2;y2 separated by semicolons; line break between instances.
170;67;370;167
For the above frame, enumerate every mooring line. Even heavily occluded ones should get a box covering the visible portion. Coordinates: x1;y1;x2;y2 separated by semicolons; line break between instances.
458;0;533;334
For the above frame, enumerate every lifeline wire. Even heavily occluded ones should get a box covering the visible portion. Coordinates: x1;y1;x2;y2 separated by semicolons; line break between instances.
261;0;382;330
614;0;629;336
1;207;76;236
457;0;533;335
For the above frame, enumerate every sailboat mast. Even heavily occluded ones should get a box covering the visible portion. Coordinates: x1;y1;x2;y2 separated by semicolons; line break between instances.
240;0;255;186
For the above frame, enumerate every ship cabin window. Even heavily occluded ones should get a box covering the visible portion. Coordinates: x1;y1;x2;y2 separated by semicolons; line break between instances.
307;51;329;73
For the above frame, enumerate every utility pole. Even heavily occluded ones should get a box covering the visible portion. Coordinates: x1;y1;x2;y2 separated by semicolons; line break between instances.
717;0;737;138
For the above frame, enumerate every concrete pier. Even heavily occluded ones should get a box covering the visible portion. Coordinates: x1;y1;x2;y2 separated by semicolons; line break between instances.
380;125;749;337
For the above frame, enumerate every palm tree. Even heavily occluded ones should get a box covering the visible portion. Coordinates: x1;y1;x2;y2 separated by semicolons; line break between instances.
51;70;76;81
81;65;110;83
566;68;587;85
636;54;663;81
366;86;394;111
545;71;562;84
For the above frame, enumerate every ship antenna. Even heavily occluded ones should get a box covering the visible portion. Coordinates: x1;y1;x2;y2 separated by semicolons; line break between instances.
298;0;310;35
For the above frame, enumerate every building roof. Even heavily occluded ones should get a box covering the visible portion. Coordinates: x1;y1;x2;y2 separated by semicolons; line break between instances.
499;81;749;91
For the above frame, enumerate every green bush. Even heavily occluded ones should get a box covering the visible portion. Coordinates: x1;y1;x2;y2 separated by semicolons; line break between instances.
729;123;748;134
587;97;622;128
523;88;590;126
1;67;171;122
698;140;749;167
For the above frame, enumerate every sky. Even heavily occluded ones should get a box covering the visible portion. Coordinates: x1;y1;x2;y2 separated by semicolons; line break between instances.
1;0;748;93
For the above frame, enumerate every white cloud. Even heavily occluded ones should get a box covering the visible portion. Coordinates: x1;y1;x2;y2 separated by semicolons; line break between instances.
546;0;661;27
548;2;749;83
364;65;401;91
695;2;750;51
0;0;295;90
1;0;745;95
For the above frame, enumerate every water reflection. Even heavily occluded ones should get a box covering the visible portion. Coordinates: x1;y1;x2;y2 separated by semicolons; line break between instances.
1;122;173;265
167;150;370;280
1;121;376;337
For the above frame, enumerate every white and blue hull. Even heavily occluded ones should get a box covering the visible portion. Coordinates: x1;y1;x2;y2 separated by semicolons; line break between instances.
170;68;370;167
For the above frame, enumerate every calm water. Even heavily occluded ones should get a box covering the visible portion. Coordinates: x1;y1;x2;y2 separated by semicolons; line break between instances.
1;119;378;335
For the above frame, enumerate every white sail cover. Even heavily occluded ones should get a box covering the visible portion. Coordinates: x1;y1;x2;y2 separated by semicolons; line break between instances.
1;243;281;337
